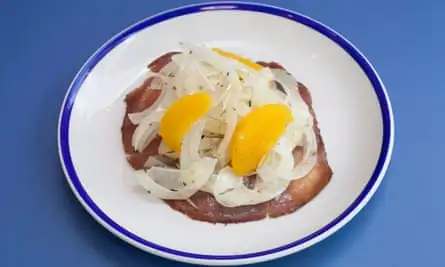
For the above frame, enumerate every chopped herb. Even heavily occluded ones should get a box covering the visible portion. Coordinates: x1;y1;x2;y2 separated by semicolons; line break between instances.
147;190;151;194
226;72;230;76
202;148;212;154
220;188;235;195
274;81;286;94
170;189;178;192
172;86;177;91
182;181;187;186
189;50;193;54
201;135;205;139
248;100;252;107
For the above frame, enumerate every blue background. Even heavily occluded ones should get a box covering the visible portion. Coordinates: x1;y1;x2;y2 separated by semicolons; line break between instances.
0;0;443;266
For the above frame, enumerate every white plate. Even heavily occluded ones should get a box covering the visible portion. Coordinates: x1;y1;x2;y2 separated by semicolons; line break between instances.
58;1;394;265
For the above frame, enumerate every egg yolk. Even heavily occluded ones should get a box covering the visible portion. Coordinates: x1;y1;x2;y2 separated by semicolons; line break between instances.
159;92;212;153
212;48;263;71
230;104;293;176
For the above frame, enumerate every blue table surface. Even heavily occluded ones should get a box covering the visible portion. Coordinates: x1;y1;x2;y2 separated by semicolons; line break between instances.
1;0;444;266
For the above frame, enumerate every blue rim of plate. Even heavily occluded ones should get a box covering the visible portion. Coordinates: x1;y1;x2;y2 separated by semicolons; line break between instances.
58;1;392;261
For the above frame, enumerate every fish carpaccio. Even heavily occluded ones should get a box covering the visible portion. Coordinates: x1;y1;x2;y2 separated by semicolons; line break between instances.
121;52;333;223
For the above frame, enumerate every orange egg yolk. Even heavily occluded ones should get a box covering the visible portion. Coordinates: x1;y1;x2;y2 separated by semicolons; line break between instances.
230;104;293;176
159;92;212;153
212;48;263;71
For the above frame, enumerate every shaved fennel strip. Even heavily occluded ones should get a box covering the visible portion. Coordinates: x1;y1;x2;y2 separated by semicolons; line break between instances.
135;173;183;199
257;136;295;182
144;156;168;168
170;54;195;97
135;157;217;200
127;73;175;125
216;106;237;165
269;69;319;179
131;110;164;152
211;167;290;208
179;43;244;165
180;119;206;170
292;128;318;179
178;43;240;110
158;141;178;159
199;136;222;157
270;69;313;128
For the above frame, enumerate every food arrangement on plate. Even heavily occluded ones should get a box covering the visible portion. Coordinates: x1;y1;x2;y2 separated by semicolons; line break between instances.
121;43;333;223
57;2;394;263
